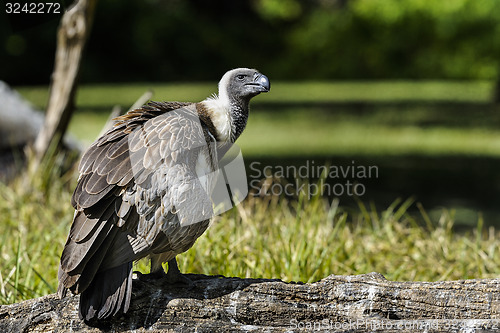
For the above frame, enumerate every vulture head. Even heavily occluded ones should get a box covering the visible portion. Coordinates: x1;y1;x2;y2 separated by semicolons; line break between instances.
219;68;270;103
203;68;270;142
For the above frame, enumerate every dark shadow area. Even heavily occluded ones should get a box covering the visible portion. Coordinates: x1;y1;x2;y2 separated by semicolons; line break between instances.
245;155;500;228
0;147;24;182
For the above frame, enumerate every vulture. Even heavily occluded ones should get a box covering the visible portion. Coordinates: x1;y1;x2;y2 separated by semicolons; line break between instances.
58;68;270;321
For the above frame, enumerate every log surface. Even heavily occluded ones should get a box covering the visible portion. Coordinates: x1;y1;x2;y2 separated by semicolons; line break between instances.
1;273;499;332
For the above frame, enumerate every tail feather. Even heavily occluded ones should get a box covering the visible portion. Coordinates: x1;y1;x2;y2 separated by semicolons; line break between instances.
99;263;132;319
72;227;119;295
79;262;133;321
58;225;119;297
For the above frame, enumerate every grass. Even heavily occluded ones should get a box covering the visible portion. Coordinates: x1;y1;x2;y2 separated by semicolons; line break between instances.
15;80;494;107
68;107;500;157
15;80;500;156
240;108;500;157
1;158;499;305
181;193;499;283
0;156;74;304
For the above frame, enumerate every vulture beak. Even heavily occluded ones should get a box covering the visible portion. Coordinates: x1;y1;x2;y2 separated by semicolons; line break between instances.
250;73;271;93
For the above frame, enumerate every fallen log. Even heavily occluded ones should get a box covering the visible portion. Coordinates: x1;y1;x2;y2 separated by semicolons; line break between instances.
0;273;499;332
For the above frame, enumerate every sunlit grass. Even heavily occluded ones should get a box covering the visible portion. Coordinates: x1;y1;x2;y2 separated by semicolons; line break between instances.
178;193;499;283
240;115;500;157
67;108;500;157
0;155;74;304
69;111;109;146
1;160;499;305
15;80;494;108
15;81;500;157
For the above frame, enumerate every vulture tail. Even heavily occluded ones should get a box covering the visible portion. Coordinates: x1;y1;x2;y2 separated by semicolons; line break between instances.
79;262;133;321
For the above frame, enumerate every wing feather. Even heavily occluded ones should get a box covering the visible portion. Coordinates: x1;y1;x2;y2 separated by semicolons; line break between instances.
79;143;105;175
103;128;126;143
90;143;113;174
107;137;129;159
60;101;219;320
60;215;115;275
86;171;113;195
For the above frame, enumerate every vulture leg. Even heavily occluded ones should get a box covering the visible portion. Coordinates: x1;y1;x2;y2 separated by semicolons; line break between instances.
134;258;167;282
136;255;192;285
165;257;193;285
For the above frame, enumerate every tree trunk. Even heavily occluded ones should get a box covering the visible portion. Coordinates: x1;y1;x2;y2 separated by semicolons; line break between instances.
33;0;96;164
1;273;499;332
494;79;500;104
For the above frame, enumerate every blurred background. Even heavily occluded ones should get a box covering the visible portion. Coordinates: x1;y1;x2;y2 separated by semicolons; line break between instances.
3;0;500;83
2;0;500;302
3;0;500;225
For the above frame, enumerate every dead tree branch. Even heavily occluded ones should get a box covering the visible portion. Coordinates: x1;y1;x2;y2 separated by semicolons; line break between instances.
33;0;97;164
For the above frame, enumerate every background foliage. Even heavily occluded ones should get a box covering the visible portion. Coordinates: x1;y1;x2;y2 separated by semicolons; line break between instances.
1;0;500;84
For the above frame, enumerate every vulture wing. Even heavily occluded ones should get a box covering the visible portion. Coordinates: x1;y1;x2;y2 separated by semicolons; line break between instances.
58;101;217;321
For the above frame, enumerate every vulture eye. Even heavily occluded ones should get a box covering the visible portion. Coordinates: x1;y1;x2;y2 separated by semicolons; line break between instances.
236;74;246;81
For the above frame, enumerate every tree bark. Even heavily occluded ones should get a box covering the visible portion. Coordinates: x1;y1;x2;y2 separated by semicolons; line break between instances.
1;273;499;332
33;0;96;164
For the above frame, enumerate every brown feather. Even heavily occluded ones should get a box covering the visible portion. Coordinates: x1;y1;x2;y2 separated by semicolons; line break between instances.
105;158;132;185
79;143;104;175
60;100;224;321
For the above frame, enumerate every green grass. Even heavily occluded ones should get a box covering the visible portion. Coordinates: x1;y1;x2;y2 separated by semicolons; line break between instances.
1;160;499;305
180;194;499;283
69;111;110;146
15;80;500;157
68;107;500;157
0;157;74;304
16;80;494;107
240;108;500;157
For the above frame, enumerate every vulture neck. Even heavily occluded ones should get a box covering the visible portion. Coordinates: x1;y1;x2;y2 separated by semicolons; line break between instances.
200;93;249;143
